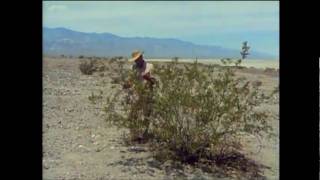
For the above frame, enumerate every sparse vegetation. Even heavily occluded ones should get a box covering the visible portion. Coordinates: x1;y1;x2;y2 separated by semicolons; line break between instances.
110;76;121;84
264;67;276;73
172;56;179;62
88;90;103;104
252;80;263;88
79;60;96;75
109;56;127;63
79;59;106;75
103;58;275;178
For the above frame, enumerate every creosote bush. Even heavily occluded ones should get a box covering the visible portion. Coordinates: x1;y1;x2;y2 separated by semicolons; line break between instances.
79;59;106;75
104;59;275;177
88;90;103;104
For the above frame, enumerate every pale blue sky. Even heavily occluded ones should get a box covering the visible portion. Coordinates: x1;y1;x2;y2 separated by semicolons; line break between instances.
43;1;279;57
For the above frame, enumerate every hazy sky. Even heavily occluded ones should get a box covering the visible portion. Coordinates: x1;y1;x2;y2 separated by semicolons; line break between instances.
43;1;279;57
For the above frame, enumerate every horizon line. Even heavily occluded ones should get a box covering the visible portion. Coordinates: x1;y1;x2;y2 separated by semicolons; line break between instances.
44;26;278;58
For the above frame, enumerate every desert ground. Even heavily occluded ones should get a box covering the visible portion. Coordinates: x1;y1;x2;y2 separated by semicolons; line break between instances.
43;57;279;180
148;59;279;69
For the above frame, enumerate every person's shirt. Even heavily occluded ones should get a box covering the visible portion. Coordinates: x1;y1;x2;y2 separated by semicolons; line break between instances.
132;61;154;82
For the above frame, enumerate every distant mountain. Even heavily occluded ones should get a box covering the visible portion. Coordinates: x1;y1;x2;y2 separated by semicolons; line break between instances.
43;27;277;59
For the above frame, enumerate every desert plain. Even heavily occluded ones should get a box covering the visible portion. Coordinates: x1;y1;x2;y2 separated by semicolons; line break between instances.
43;56;279;180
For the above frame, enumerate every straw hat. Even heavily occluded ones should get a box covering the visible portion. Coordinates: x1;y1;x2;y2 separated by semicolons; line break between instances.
129;50;143;62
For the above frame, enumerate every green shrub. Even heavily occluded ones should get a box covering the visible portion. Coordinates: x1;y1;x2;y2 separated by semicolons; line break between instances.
79;59;106;75
111;76;121;84
88;90;103;104
109;56;126;63
79;60;96;75
153;60;272;161
104;59;274;176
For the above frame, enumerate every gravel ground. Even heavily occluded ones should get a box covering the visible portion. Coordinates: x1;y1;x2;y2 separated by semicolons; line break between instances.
43;57;279;180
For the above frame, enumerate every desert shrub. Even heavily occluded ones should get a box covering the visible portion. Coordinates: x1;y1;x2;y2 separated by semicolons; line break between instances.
97;64;106;72
88;91;103;104
264;67;276;73
104;59;274;176
269;85;279;104
111;76;121;84
79;60;97;75
252;80;263;88
152;60;273;162
109;56;125;63
79;59;106;75
104;60;151;141
93;56;100;60
79;55;85;59
172;56;179;62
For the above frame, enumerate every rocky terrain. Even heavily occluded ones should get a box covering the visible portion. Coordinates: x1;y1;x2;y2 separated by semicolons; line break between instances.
43;57;279;180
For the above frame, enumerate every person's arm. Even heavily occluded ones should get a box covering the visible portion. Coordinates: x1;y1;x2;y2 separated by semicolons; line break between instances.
142;63;155;84
142;73;156;84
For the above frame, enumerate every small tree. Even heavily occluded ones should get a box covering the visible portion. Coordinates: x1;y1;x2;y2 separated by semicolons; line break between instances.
240;41;250;59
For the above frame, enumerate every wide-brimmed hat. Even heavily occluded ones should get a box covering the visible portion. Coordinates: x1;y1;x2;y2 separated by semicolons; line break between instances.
129;50;143;62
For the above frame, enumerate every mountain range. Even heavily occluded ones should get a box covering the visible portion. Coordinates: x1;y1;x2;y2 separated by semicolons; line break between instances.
43;27;277;59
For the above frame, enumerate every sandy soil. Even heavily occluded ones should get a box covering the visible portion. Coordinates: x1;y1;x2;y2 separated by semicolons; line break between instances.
148;59;279;69
43;57;279;180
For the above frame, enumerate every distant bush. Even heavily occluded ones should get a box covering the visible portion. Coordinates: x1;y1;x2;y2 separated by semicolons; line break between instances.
79;59;106;75
110;76;121;84
104;59;275;177
109;56;127;63
88;91;103;104
79;55;85;59
79;60;95;75
264;67;276;73
172;57;179;62
252;80;263;88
